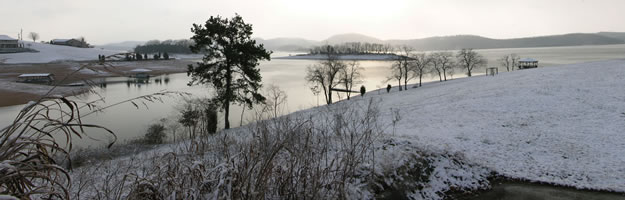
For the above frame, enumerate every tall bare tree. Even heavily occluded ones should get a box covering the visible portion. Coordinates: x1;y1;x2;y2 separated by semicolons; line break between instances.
399;46;416;90
429;52;455;81
511;54;520;71
388;47;411;91
306;50;345;104
456;48;487;77
388;61;404;91
28;32;39;42
411;53;432;87
339;60;364;100
264;84;288;118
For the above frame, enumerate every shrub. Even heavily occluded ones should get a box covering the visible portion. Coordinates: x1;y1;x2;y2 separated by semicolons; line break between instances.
144;124;166;144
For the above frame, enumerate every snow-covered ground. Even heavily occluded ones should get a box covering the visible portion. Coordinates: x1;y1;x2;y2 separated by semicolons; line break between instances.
0;41;121;64
65;59;625;198
373;59;625;192
274;53;399;60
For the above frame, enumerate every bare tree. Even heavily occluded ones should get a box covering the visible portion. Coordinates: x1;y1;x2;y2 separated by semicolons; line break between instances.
389;54;406;91
499;54;520;72
264;84;288;118
429;52;454;81
411;53;432;87
456;48;487;77
306;51;345;104
28;32;39;42
400;46;415;90
339;60;364;100
511;54;520;71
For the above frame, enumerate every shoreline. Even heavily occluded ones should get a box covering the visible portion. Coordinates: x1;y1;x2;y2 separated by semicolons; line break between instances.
0;59;192;107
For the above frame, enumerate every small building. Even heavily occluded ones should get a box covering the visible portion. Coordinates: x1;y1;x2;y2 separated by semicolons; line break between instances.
518;58;538;69
0;35;19;49
17;73;55;84
51;39;89;48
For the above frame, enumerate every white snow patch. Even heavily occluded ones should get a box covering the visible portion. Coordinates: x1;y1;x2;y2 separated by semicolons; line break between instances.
0;41;121;64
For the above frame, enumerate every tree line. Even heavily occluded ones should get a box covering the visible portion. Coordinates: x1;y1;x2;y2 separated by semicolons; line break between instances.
388;48;522;91
309;42;395;55
134;39;194;54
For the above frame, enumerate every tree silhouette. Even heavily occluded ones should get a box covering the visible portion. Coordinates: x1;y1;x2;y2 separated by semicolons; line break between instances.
187;14;271;129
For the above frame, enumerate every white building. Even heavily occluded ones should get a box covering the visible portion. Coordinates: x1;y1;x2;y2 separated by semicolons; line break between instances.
0;35;19;49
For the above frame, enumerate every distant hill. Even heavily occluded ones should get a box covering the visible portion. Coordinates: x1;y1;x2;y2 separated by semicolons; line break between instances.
257;32;625;52
390;33;625;51
254;37;319;52
597;32;625;42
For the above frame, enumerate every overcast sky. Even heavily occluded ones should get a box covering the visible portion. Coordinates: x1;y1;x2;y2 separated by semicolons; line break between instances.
2;0;624;44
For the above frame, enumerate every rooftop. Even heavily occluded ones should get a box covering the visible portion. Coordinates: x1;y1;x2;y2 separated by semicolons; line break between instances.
0;35;17;41
51;39;74;43
18;73;53;77
519;58;538;62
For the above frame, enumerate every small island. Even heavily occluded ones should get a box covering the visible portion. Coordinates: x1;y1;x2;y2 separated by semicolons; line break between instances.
275;42;401;60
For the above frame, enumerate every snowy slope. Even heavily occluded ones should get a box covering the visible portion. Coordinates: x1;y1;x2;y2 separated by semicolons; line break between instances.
64;59;625;198
369;59;625;192
0;41;121;64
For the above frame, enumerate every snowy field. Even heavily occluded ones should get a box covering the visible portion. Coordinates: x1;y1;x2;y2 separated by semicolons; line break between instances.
65;59;625;198
0;41;120;64
372;59;625;192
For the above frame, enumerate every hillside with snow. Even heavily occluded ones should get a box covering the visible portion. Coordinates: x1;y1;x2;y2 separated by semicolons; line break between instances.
375;59;625;192
0;41;121;64
64;59;625;199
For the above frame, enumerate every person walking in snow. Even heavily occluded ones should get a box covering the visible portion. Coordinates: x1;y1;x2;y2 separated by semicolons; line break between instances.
360;85;366;97
386;84;392;93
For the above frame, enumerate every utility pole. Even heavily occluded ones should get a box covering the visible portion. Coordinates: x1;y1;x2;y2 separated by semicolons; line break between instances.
20;29;23;40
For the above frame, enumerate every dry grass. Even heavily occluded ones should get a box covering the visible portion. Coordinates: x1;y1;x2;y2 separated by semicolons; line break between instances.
64;98;385;199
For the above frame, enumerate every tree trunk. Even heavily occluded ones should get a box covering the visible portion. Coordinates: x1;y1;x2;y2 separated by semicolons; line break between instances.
224;68;232;129
404;78;408;90
240;107;245;126
443;69;447;81
467;67;472;77
419;73;423;87
328;85;333;104
224;104;230;129
438;72;442;82
398;80;403;91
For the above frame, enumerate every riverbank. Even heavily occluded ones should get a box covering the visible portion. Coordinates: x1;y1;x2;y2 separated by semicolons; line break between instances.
0;59;192;106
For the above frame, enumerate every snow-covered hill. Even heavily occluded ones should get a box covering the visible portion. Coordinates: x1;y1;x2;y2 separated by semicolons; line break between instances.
0;41;121;64
374;59;625;191
65;59;625;198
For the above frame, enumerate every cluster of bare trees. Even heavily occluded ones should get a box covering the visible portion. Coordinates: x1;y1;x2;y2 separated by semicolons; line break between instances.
389;48;488;90
498;54;521;71
306;52;364;104
309;42;394;55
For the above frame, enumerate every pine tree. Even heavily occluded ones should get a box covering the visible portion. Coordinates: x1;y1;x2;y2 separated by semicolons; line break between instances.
187;14;271;129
